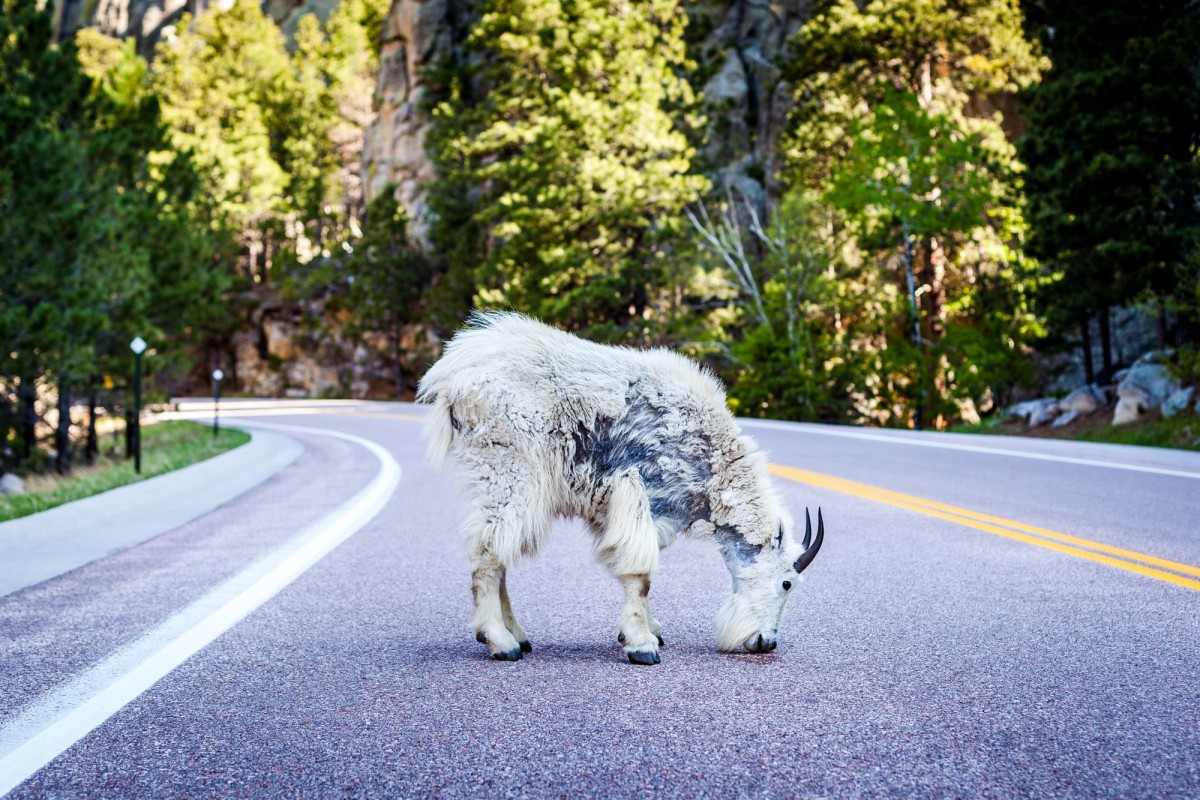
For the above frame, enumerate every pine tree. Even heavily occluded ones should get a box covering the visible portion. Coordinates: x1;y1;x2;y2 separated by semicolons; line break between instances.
429;0;707;340
150;0;304;279
1020;0;1200;367
1;1;225;471
773;0;1044;426
344;187;432;396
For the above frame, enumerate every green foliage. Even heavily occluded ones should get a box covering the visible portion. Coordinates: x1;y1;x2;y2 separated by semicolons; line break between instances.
784;0;1044;189
429;0;708;339
708;0;1046;427
691;191;880;421
828;91;995;242
344;188;433;392
1;0;97;384
149;0;388;280
825;88;1040;420
1164;345;1200;388
1020;0;1200;342
151;0;297;238
1;0;224;472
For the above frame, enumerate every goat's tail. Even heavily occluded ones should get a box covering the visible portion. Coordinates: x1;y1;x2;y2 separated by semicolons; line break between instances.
416;389;454;471
417;367;453;470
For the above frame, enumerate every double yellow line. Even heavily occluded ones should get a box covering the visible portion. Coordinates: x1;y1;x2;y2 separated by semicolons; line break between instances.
770;464;1200;593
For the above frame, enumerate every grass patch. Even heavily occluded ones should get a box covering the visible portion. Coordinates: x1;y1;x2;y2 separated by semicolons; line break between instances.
952;410;1200;452
1075;412;1200;451
0;420;250;523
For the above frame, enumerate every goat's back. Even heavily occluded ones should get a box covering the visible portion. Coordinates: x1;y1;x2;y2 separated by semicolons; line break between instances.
417;312;726;466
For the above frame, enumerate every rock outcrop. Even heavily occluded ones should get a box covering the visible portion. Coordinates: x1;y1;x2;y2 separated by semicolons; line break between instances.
1162;386;1195;419
361;0;469;243
687;0;809;209
224;293;440;398
1008;398;1060;428
56;0;200;56
1006;353;1193;431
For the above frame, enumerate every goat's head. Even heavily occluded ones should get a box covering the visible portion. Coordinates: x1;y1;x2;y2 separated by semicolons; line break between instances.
716;508;824;653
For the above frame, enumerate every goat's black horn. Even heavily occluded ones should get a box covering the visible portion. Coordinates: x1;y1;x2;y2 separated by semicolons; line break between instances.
793;507;824;573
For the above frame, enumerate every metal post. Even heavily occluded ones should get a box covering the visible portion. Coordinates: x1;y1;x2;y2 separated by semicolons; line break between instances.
130;336;147;474
134;351;142;474
212;369;224;438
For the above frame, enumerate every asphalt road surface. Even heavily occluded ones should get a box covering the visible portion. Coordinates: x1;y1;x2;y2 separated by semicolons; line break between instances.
2;399;1198;798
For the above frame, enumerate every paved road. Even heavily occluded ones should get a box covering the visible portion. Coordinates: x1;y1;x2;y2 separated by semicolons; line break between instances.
2;399;1198;797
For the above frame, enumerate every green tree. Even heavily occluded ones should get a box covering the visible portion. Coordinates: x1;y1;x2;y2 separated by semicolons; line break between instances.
0;0;141;470
689;191;880;421
1;2;227;472
767;0;1044;426
150;0;323;279
1020;0;1200;376
824;90;1039;424
429;0;708;340
344;188;432;396
76;31;231;377
150;0;391;286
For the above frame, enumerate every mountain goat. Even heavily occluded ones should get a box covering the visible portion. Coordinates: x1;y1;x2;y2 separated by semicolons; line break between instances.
417;312;823;664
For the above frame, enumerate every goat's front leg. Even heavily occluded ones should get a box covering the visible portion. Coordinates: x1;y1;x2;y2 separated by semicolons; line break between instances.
470;546;523;661
616;574;660;665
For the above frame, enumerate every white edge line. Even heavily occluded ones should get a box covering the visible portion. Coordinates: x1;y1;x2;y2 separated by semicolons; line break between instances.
739;419;1200;481
0;422;401;797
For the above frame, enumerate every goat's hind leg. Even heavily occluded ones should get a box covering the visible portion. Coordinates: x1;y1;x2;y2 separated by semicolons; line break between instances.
648;602;664;646
499;572;531;653
470;544;524;661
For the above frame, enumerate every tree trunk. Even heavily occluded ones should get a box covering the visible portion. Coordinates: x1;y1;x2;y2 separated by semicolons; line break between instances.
392;317;404;399
18;385;35;463
125;407;135;459
1098;306;1114;382
917;237;948;428
900;228;922;430
1080;316;1095;384
85;393;98;466
55;386;72;475
918;237;947;342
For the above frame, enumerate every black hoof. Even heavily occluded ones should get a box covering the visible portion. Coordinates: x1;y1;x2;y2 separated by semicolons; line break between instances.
475;631;487;644
519;640;532;653
627;650;661;665
617;632;626;644
493;647;523;662
656;634;665;647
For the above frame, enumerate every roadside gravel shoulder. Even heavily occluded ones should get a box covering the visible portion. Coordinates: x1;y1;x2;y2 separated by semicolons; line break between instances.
0;428;303;599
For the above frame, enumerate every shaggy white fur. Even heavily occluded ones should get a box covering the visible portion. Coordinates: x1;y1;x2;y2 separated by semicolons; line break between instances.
417;312;822;663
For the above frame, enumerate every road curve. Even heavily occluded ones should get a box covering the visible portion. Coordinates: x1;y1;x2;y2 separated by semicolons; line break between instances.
1;399;1197;798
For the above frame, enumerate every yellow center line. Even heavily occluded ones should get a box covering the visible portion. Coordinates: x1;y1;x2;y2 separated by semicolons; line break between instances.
770;464;1200;593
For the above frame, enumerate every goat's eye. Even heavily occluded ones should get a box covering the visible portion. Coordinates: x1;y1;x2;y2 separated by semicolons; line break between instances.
782;581;792;591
